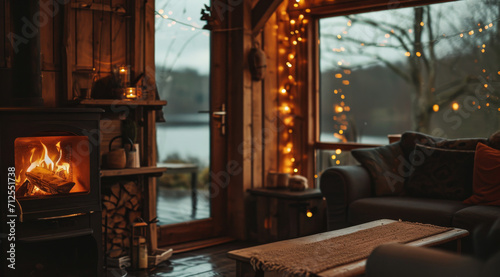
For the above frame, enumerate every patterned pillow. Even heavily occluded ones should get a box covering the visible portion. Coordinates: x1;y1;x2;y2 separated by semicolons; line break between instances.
399;132;445;160
351;142;406;196
405;144;475;200
435;138;487;150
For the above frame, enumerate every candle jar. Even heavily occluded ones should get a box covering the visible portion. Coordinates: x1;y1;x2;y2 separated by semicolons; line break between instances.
124;87;137;99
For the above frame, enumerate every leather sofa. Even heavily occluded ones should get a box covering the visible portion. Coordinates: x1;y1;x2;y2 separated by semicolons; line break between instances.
365;218;500;277
319;132;500;250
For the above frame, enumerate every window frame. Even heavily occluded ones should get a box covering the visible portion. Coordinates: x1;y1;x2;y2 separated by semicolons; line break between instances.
306;0;458;170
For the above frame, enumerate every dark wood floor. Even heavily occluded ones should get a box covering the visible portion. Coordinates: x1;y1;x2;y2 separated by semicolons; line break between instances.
109;241;256;277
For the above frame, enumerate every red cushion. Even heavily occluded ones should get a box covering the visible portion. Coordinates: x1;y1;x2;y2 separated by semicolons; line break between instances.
464;143;500;206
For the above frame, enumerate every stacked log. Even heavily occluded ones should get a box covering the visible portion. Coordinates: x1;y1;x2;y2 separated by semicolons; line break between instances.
102;181;142;258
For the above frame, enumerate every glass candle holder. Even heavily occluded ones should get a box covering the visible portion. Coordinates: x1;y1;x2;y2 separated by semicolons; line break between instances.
124;87;137;99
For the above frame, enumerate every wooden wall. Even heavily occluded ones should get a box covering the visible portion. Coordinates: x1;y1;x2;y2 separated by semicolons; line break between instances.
222;0;291;239
0;0;12;105
65;0;155;104
0;0;292;240
0;0;153;107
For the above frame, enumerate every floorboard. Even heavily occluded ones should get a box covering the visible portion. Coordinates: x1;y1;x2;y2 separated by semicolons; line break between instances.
157;187;210;225
110;241;256;277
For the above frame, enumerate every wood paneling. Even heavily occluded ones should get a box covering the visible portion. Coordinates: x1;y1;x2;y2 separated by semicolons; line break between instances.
76;9;93;69
52;0;63;69
144;0;155;92
262;12;280;183
111;0;127;67
251;34;263;188
132;0;144;76
63;2;74;102
93;0;112;73
40;0;54;71
226;0;254;240
0;0;6;68
41;71;58;107
40;0;64;107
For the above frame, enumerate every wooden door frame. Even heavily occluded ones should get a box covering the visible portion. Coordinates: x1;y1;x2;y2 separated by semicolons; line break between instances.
156;0;234;246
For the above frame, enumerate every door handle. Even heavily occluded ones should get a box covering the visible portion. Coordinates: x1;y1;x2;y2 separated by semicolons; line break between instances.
198;104;226;135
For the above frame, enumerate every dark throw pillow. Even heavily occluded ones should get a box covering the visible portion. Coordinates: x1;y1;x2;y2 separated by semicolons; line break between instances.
399;131;486;157
435;138;488;150
464;143;500;206
351;142;406;196
405;144;475;200
399;131;445;159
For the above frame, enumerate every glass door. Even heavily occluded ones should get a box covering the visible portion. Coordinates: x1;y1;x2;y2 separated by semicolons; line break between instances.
154;0;226;245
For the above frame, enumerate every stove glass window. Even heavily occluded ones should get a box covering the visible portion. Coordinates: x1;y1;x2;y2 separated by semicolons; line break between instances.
15;136;90;198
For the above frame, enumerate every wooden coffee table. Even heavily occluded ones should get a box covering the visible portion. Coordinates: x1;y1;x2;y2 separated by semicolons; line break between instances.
227;219;469;277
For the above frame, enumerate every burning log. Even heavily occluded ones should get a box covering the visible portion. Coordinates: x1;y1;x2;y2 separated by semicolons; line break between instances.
25;167;75;194
16;180;35;197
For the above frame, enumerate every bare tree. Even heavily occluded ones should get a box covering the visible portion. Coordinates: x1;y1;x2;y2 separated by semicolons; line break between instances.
321;0;500;134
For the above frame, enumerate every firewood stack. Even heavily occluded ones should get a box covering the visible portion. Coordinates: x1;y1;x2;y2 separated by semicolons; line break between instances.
102;181;143;258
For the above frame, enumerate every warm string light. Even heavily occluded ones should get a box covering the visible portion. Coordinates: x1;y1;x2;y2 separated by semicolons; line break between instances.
155;9;203;30
430;39;498;114
345;17;499;58
337;16;499;116
404;20;498;58
278;11;309;174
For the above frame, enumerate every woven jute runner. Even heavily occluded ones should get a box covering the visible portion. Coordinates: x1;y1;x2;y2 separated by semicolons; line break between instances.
250;221;452;277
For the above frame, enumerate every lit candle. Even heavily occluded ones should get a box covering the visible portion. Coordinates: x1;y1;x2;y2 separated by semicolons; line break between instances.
119;66;130;87
125;87;137;99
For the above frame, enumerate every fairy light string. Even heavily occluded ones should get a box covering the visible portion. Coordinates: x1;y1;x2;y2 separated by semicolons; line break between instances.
278;0;310;174
154;1;500;173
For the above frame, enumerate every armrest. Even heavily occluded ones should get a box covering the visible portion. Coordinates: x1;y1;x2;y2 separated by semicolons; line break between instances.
319;165;371;230
366;244;483;277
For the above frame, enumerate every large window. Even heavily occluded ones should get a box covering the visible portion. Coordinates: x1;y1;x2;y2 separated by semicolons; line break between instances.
317;0;500;173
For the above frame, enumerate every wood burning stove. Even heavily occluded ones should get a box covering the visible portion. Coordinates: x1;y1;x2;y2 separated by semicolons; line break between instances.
0;108;103;276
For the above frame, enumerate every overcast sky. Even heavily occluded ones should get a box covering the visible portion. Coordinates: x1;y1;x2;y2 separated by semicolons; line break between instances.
155;0;211;75
154;0;497;76
319;0;496;72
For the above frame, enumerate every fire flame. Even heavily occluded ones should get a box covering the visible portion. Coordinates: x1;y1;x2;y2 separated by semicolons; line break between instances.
25;141;71;179
16;140;73;197
15;136;90;197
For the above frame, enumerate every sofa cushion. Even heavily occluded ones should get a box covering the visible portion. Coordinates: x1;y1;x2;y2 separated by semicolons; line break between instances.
399;131;486;158
348;197;469;227
351;143;406;196
464;143;500;206
435;138;487;150
452;205;500;232
472;217;500;261
399;132;444;159
405;144;475;201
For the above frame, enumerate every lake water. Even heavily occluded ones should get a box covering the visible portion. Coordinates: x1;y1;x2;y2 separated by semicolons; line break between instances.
156;124;387;166
156;124;210;165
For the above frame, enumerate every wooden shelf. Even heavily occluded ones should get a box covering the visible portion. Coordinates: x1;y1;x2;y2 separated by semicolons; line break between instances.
79;99;167;107
100;166;167;177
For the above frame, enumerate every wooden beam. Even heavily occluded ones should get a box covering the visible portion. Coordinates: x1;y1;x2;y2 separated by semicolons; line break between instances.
289;0;456;17
251;0;284;36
